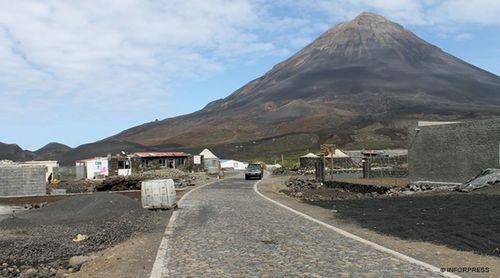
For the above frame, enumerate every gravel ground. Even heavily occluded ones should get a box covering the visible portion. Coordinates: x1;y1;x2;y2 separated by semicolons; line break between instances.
308;188;500;257
0;193;170;277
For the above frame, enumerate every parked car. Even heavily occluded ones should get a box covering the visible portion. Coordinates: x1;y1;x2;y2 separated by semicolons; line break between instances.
245;163;263;180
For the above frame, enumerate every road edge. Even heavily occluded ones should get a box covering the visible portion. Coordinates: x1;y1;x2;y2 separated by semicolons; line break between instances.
149;179;220;278
253;178;460;278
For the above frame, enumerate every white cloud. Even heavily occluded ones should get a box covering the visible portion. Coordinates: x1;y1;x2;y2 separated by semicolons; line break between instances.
455;33;473;41
0;0;274;123
312;0;500;27
431;0;500;26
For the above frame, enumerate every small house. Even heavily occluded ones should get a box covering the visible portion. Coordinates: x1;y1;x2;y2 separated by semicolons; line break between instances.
76;157;109;179
199;149;220;173
108;151;191;176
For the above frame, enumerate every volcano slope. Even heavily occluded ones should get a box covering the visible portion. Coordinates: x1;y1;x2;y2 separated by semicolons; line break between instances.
61;12;500;162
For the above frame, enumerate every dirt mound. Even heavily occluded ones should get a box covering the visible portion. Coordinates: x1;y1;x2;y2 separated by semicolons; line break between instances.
0;193;169;274
3;193;141;226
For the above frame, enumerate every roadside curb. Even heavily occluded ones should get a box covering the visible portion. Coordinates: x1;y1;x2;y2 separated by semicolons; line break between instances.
253;178;461;278
149;178;221;278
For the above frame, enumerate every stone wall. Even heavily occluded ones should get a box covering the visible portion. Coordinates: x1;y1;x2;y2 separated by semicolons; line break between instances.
408;118;500;185
299;157;318;169
0;165;46;196
300;157;358;169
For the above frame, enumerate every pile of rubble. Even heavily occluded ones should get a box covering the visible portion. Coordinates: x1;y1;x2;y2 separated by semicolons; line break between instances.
23;202;48;210
95;169;206;191
272;167;289;175
281;177;411;200
280;177;323;198
52;179;98;193
132;168;187;180
95;175;143;191
272;167;314;176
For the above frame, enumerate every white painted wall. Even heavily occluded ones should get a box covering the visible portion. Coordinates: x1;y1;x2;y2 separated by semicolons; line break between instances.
84;158;109;179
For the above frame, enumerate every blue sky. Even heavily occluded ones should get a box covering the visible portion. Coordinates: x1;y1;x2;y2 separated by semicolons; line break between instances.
1;0;499;150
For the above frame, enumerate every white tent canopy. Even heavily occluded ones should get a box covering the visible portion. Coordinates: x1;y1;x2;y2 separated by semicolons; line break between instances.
300;153;319;158
221;160;248;170
325;149;349;158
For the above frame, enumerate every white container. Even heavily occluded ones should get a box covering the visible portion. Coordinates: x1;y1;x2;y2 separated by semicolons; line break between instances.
141;179;177;209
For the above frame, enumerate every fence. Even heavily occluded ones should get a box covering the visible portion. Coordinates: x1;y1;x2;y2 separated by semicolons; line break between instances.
53;166;77;180
316;155;408;181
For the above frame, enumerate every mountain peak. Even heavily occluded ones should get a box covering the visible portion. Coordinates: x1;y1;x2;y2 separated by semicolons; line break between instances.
84;13;500;162
353;11;389;23
324;11;404;40
34;142;71;155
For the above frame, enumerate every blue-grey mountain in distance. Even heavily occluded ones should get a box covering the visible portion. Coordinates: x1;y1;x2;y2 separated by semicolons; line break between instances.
3;12;500;164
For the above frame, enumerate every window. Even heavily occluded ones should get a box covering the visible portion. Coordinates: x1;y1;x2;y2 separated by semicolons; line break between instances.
175;158;184;167
159;159;167;167
118;160;130;169
142;159;149;168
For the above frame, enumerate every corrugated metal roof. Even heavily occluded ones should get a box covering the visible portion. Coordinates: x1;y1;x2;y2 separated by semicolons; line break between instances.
134;152;188;158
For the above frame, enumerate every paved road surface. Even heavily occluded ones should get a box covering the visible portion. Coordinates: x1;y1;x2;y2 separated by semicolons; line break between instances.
159;175;440;277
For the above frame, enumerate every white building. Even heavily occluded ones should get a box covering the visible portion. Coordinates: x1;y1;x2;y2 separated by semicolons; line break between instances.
199;149;220;173
76;157;109;179
220;160;248;170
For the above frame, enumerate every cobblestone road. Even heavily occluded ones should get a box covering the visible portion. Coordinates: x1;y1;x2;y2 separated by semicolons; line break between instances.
160;176;441;277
